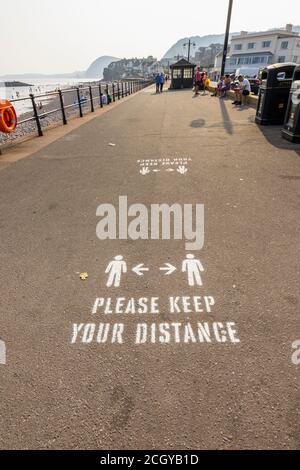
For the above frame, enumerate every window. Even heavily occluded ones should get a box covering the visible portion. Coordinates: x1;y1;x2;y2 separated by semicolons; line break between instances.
293;56;298;63
248;43;256;49
278;56;286;63
183;68;193;79
297;41;300;48
252;56;268;64
281;41;289;49
172;69;181;78
262;41;271;48
229;58;237;66
234;44;242;51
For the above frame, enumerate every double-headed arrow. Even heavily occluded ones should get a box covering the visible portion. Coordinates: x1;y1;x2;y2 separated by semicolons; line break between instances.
132;263;177;276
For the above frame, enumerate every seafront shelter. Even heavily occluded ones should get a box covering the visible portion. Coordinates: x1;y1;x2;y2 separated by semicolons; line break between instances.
170;59;195;89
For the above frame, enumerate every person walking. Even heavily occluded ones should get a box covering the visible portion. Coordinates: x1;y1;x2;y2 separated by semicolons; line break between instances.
159;73;165;93
155;74;160;93
194;67;201;95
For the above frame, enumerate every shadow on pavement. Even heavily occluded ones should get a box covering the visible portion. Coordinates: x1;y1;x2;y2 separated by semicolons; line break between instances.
218;98;234;135
190;119;206;128
254;122;300;157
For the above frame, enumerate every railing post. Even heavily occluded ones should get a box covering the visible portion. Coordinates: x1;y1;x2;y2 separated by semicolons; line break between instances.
89;86;94;112
30;93;43;137
58;89;67;125
121;82;124;98
76;88;83;117
117;82;120;100
99;84;103;108
112;83;116;102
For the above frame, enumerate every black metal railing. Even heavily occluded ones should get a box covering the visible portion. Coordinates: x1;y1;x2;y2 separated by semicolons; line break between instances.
0;79;153;143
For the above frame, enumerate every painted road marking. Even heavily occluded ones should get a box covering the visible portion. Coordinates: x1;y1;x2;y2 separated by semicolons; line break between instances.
105;256;127;288
160;263;177;276
104;255;204;288
132;264;150;276
140;167;150;175
177;165;188;175
182;254;205;287
137;157;192;176
71;295;241;345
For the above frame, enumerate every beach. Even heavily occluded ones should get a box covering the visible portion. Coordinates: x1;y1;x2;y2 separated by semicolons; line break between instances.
0;78;104;145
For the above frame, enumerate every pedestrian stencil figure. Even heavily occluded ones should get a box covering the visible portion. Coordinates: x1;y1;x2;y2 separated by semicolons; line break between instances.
105;255;127;288
182;254;204;287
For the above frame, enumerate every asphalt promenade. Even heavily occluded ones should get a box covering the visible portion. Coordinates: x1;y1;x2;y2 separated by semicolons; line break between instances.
0;85;299;449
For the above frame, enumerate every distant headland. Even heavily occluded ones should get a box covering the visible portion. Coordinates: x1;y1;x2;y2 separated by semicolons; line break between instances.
3;81;33;87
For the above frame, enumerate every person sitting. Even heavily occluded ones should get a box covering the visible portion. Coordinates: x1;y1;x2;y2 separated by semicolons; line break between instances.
220;74;231;98
205;75;211;93
202;72;209;95
214;76;224;97
233;75;251;106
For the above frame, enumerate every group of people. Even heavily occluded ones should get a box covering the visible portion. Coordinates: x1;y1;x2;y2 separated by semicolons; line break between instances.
155;73;167;94
194;68;211;95
214;74;252;106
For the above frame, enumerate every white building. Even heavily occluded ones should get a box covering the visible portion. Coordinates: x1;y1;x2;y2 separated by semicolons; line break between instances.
213;48;232;78
228;24;300;76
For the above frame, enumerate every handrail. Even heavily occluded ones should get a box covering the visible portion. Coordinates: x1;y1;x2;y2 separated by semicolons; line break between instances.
1;79;154;141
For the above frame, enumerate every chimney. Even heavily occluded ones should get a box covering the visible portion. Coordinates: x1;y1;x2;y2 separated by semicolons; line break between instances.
240;31;248;36
286;23;293;32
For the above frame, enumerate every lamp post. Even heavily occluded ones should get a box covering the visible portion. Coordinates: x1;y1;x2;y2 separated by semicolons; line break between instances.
221;0;233;76
183;39;196;62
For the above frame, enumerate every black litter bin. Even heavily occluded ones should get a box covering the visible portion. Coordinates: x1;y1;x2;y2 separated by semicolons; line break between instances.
255;63;296;125
282;64;300;143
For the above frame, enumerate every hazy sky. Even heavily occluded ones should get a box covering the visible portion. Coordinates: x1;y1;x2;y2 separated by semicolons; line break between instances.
1;0;300;75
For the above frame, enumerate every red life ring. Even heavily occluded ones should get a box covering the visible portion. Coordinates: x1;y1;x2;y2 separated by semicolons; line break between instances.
0;100;17;133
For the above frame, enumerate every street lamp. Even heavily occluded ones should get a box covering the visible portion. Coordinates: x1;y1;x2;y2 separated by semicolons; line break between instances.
183;39;196;62
221;0;233;76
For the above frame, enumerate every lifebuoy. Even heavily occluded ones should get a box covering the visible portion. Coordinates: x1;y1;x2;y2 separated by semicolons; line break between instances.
0;99;17;133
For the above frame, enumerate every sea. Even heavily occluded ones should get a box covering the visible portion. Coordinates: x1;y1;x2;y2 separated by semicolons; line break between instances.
0;77;99;116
